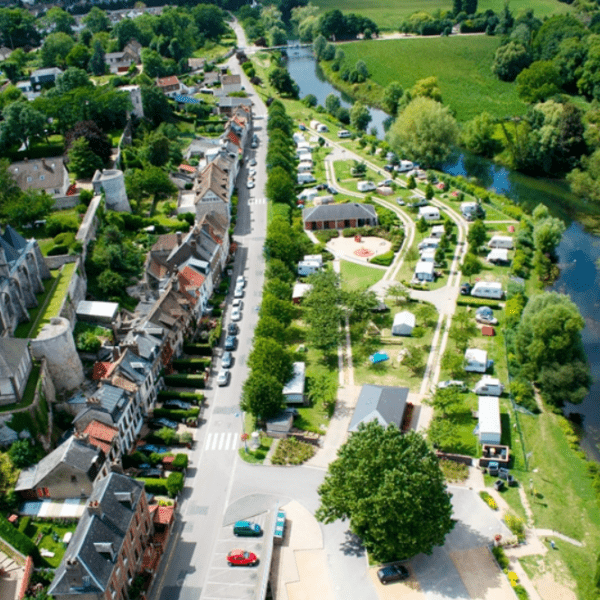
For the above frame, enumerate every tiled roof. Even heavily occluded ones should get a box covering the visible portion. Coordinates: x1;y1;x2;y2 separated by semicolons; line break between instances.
193;161;229;204
179;164;196;173
93;362;115;381
180;265;205;288
151;234;180;252
84;420;119;454
227;131;240;147
150;504;174;525
157;75;180;87
110;375;137;393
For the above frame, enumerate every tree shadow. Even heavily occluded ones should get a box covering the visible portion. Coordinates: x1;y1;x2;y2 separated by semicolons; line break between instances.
339;530;366;557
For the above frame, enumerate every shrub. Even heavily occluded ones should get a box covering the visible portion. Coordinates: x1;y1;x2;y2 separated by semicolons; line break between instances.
439;459;469;482
492;545;510;570
46;213;80;236
370;250;395;266
171;358;211;372
182;344;212;356
180;432;193;446
0;514;40;564
166;472;184;497
47;244;69;256
479;490;497;510
456;297;501;309
271;438;315;465
157;390;204;403
171;453;188;470
314;230;339;243
154;427;178;445
153;407;200;422
504;513;525;538
163;375;205;388
17;516;31;534
137;478;168;495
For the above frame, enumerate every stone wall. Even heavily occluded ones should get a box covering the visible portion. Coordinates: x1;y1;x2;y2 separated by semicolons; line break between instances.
44;254;78;270
58;259;87;327
53;194;80;210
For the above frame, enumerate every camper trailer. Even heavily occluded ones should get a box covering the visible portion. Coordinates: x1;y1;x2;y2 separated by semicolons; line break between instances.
471;281;504;300
297;173;316;185
488;235;514;249
474;376;504;396
487;248;510;265
420;248;436;263
414;260;435;282
396;160;414;173
297;161;313;173
309;120;321;130
431;225;445;239
464;348;490;373
297;260;321;276
338;129;351;138
357;181;376;192
418;237;441;252
461;202;485;220
391;311;415;336
419;206;440;222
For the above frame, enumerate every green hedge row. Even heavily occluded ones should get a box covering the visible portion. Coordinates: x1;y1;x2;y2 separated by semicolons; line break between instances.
0;514;40;564
183;344;213;356
137;472;185;497
172;358;211;372
172;454;188;470
164;375;205;389
153;407;201;422
370;250;395;266
157;390;204;403
456;297;501;309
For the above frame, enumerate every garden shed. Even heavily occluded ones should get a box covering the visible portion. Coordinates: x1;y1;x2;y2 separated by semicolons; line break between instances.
391;311;415;336
477;396;501;445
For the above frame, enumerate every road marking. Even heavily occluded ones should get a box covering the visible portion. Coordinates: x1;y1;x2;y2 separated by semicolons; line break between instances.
249;197;267;205
204;432;237;451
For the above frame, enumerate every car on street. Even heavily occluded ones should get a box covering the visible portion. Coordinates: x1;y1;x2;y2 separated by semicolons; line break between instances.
248;167;256;176
247;180;255;189
224;335;237;351
231;307;241;321
227;549;258;566
139;444;169;455
149;417;178;430
222;351;233;368
234;285;244;298
227;323;238;336
163;400;192;411
377;564;409;585
460;282;472;295
232;299;243;310
251;141;258;149
236;275;246;288
438;380;467;391
378;179;395;187
249;158;257;166
216;369;231;387
233;521;262;536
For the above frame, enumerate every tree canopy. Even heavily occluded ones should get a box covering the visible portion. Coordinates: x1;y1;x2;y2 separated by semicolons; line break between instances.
316;423;454;562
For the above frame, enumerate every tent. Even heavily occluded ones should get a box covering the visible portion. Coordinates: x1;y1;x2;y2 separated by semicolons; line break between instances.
391;311;415;336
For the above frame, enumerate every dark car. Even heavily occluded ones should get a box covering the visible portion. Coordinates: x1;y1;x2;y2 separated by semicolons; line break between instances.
315;183;327;190
224;335;237;351
298;123;306;131
383;164;394;172
138;467;163;478
377;564;409;585
233;521;262;536
139;444;169;455
326;185;338;195
227;322;238;336
222;350;233;369
149;417;178;430
163;400;191;411
460;282;472;295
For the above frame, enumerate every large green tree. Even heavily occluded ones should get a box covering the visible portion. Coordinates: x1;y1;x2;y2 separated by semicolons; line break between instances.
83;7;110;34
41;32;74;68
491;41;532;82
316;423;454;562
269;67;299;98
248;337;294;385
42;7;75;36
387;97;459;167
467;218;488;251
68;137;103;179
516;61;561;103
350;101;371;132
303;270;343;351
0;101;45;150
241;371;285;421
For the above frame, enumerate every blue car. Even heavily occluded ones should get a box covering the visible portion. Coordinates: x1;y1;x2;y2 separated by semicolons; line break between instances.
139;444;169;455
224;335;237;351
233;521;262;537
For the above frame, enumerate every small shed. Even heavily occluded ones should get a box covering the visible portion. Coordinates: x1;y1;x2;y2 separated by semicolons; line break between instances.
414;260;434;282
391;311;415;336
283;362;306;405
265;412;294;438
76;300;119;325
292;282;312;304
478;396;501;445
465;348;488;373
481;325;495;336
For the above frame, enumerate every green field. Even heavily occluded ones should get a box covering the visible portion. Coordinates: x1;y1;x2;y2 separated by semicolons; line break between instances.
337;36;527;122
340;260;385;291
312;0;570;29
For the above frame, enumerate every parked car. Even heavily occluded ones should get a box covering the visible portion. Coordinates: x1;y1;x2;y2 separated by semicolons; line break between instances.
378;178;395;187
248;167;256;176
227;323;238;336
438;380;466;391
231;307;241;321
383;164;394;172
298;123;306;131
236;275;246;288
222;351;233;369
216;369;231;387
410;198;429;208
139;444;169;455
163;400;192;411
247;180;255;189
251;141;258;149
326;185;338;195
377;564;409;585
460;282;472;295
233;521;262;537
227;549;258;566
138;467;163;478
234;285;244;298
232;299;243;310
249;158;257;166
396;197;405;206
224;335;237;351
149;417;178;430
315;183;327;190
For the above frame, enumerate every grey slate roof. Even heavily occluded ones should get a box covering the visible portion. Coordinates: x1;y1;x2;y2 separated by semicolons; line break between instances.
49;473;145;598
71;384;130;426
0;337;29;379
348;385;409;432
10;157;67;193
303;203;377;223
15;435;102;492
117;348;151;385
2;225;27;251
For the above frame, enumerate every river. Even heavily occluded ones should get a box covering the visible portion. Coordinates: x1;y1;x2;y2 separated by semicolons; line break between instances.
285;44;600;460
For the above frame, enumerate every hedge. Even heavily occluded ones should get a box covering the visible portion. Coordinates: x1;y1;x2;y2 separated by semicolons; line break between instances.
47;244;69;256
172;358;211;372
183;344;212;356
370;250;395;266
164;375;205;389
456;297;501;309
166;472;184;496
18;516;31;534
172;454;189;470
153;407;201;422
0;514;40;564
136;478;168;496
157;390;204;403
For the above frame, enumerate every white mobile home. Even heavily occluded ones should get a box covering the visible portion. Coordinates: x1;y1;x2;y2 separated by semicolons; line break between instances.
431;225;445;239
488;235;514;249
297;173;316;185
420;248;436;263
298;188;319;202
303;254;323;266
487;248;510;265
471;281;504;300
391;311;415;336
298;161;313;173
464;348;488;373
414;260;435;282
298;260;321;276
419;206;440;222
478;396;501;445
474;376;504;396
293;132;305;144
338;129;351;138
283;362;306;405
357;181;376;192
418;237;440;252
396;160;414;173
317;124;329;132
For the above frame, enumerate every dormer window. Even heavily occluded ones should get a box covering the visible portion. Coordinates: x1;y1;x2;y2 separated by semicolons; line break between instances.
27;177;32;182
33;165;38;170
40;175;45;181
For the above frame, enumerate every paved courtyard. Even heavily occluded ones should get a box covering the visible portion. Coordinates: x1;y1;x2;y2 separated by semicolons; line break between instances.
327;236;392;263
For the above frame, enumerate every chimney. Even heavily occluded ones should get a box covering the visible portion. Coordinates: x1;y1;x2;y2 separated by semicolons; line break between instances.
112;347;120;361
110;460;124;475
87;499;103;518
176;231;182;245
65;558;83;588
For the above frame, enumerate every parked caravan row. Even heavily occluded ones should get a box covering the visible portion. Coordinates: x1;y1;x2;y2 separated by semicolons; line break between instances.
309;120;329;132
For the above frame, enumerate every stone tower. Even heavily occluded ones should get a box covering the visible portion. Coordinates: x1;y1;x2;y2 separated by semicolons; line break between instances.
91;169;132;213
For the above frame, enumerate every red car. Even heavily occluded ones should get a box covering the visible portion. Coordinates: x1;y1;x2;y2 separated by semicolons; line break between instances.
227;549;258;567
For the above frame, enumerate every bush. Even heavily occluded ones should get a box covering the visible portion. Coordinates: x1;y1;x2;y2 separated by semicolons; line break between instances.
47;244;70;256
314;230;339;243
166;472;184;497
163;375;205;388
171;453;188;470
182;344;212;356
154;427;178;445
46;213;80;236
157;390;204;403
137;478;168;495
172;358;211;372
504;513;525;538
153;407;200;422
439;459;469;482
370;250;395;266
456;297;501;309
492;545;510;569
271;438;315;465
479;490;497;510
0;514;40;564
17;516;31;534
76;330;102;353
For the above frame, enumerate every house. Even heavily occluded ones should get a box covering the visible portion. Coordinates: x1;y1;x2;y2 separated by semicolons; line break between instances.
48;472;153;600
282;362;306;405
464;348;488;373
156;75;183;98
142;504;175;573
105;40;142;74
220;74;242;94
83;420;121;463
391;311;415;336
0;225;51;337
30;67;62;90
478;396;501;445
76;301;119;326
414;260;434;282
349;385;410;432
15;434;106;500
292;282;312;304
217;96;253;115
0;337;32;406
303;203;378;231
11;157;70;199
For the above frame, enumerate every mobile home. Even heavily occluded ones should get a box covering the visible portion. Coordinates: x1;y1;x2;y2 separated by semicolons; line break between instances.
338;129;351;138
420;248;436;263
297;260;321;276
297;173;316;185
298;161;313;173
419;206;440;222
391;311;415;336
418;237;440;252
478;396;501;445
461;202;485;220
414;260;434;282
488;235;514;249
487;248;510;265
431;225;445;239
396;160;414;173
471;281;504;300
474;376;504;397
357;181;376;192
283;362;307;405
464;348;488;373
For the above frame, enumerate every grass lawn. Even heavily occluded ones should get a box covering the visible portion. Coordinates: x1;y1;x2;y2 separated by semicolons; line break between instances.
311;0;569;28
336;36;527;122
13;276;57;339
340;260;385;291
25;520;78;568
238;436;273;464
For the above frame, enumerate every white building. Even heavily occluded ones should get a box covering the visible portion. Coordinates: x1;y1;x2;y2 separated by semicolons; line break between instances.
391;311;415;336
283;362;306;405
478;396;501;444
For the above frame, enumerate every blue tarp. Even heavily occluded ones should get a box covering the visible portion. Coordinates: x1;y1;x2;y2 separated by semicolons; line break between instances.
370;352;389;364
175;94;200;104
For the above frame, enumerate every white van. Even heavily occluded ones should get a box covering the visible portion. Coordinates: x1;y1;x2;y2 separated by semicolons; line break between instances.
473;376;504;396
338;129;351;138
396;160;414;173
488;235;514;249
357;181;376;192
297;173;316;185
470;281;504;299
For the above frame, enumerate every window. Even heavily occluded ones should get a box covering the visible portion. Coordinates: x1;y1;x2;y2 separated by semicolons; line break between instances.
27;177;32;182
39;175;45;181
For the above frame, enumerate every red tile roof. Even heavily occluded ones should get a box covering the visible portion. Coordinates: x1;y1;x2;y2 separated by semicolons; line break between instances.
83;420;119;454
92;362;115;381
157;75;180;87
227;131;240;147
179;164;196;173
162;455;175;464
111;374;137;393
150;504;175;525
180;266;205;288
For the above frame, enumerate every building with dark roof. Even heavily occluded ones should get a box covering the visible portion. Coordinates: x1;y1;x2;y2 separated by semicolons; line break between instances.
49;472;152;600
348;385;410;433
15;435;106;500
303;203;378;231
10;157;70;198
0;337;32;405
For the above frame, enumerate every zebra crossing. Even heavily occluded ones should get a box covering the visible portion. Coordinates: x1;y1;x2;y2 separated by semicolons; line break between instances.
204;431;238;452
249;197;267;205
